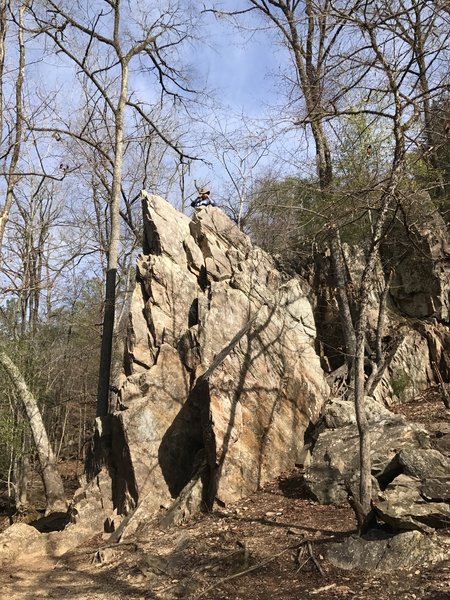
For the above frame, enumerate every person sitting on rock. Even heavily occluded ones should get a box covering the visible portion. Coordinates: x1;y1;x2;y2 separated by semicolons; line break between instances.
191;187;215;208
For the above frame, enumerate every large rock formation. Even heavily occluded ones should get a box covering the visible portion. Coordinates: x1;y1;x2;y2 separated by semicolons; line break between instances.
110;193;329;520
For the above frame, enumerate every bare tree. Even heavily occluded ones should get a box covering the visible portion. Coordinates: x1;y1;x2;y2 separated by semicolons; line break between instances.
219;0;450;524
0;0;28;246
205;117;274;228
341;0;449;516
30;0;197;416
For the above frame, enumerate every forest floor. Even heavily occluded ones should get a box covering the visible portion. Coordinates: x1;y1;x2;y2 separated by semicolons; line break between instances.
0;395;449;600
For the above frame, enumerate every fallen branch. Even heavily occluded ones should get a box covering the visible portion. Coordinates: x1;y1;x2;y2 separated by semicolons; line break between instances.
295;545;310;573
295;541;325;576
193;537;328;599
307;540;325;577
311;583;337;594
192;545;292;599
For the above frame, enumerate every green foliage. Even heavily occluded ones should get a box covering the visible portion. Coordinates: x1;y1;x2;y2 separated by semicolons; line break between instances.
248;106;449;264
390;369;411;398
334;113;385;189
246;175;324;261
330;114;389;245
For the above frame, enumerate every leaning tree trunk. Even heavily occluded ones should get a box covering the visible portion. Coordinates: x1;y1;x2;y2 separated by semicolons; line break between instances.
0;352;67;515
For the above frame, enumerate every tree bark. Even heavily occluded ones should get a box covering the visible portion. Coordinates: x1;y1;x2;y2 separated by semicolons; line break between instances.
14;454;30;511
0;0;27;246
0;351;67;515
96;60;129;417
353;311;372;514
329;226;357;372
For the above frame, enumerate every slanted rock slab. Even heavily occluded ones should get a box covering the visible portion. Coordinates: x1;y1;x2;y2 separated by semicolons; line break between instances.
373;448;450;531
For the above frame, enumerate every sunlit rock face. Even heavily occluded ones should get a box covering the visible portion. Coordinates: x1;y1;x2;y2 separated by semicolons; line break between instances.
113;192;329;518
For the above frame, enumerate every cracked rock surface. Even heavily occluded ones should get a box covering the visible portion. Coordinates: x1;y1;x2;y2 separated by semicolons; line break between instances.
112;193;329;521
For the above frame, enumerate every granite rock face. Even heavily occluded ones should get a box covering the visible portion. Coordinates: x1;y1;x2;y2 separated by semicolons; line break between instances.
112;193;329;518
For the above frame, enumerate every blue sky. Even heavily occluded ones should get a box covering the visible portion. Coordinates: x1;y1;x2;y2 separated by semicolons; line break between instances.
181;7;296;207
199;22;280;116
23;1;295;209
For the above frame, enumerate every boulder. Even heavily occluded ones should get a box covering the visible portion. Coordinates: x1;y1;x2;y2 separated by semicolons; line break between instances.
112;192;329;519
323;397;393;429
305;415;430;504
0;465;124;566
379;447;450;482
326;530;446;571
373;474;450;532
373;448;450;531
434;432;450;456
0;520;95;565
306;404;450;534
0;523;45;566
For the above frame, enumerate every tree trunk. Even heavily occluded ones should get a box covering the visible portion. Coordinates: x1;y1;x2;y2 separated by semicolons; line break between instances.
14;454;30;511
0;351;67;515
96;61;129;417
354;317;372;515
329;226;357;372
0;0;7;140
0;1;26;247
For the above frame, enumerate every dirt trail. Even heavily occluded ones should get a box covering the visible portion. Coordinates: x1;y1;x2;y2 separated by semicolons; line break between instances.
1;476;449;600
1;398;449;600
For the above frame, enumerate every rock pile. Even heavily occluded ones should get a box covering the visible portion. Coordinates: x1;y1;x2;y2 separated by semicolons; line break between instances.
305;396;450;533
